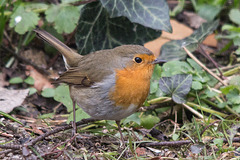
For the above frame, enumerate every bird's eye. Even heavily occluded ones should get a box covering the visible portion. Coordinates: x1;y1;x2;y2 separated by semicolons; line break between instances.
134;57;142;63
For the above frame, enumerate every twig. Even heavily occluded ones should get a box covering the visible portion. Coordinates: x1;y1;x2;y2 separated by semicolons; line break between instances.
0;149;13;155
182;103;204;119
26;118;96;146
139;140;193;147
198;44;223;78
200;120;220;136
0;118;96;150
169;111;177;137
183;46;228;86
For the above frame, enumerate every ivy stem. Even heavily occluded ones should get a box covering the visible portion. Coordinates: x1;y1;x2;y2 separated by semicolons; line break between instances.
222;66;240;77
147;97;172;104
186;102;228;118
147;97;228;118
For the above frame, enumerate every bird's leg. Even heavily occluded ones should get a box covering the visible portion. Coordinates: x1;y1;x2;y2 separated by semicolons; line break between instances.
116;120;125;147
72;100;77;136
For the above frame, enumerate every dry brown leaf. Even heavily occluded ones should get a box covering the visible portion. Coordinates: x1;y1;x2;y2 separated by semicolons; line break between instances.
145;19;193;57
0;72;9;87
25;65;53;91
202;33;218;47
0;87;29;113
183;11;207;29
136;147;147;156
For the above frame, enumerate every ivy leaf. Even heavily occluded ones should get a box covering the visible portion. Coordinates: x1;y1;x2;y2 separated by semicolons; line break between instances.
229;9;240;25
122;112;141;125
53;85;73;112
160;20;219;61
10;6;39;34
197;5;221;22
100;0;172;32
140;115;160;129
41;88;55;98
9;77;23;84
159;74;192;104
161;61;192;77
226;89;240;105
75;1;161;55
24;76;35;85
191;81;202;90
67;107;90;123
45;4;81;33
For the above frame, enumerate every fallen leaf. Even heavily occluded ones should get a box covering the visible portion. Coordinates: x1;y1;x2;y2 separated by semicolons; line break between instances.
202;33;218;47
183;11;207;29
0;72;9;87
25;65;53;91
136;147;147;156
0;87;29;113
145;19;193;57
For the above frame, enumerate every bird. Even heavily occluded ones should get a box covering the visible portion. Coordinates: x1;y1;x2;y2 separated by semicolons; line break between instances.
34;29;165;145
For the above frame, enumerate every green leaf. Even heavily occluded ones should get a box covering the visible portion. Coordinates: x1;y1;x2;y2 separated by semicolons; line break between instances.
151;65;162;80
24;3;48;10
187;58;202;72
140;115;160;129
53;85;73;112
191;81;202;90
229;9;240;25
218;102;227;109
160;20;219;61
9;6;39;34
213;138;223;147
220;85;236;95
38;113;54;119
9;77;23;84
197;5;221;21
45;4;80;33
67;107;90;123
24;76;35;85
41;88;55;98
159;74;192;104
75;1;161;55
122;112;141;125
233;37;240;46
100;0;172;32
205;89;218;98
230;76;240;89
232;104;240;113
0;111;23;126
226;89;240;104
161;61;192;77
172;133;179;141
28;87;37;96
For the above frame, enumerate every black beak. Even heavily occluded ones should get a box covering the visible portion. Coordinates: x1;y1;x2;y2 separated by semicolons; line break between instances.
153;58;166;64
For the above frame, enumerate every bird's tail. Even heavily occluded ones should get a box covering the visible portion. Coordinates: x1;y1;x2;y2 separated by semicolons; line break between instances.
33;29;82;68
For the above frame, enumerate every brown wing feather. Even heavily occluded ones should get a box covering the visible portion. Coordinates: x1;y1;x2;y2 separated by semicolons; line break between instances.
54;68;92;86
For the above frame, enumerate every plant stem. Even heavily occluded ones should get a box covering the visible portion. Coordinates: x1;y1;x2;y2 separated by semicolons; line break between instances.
182;103;204;119
222;66;240;77
147;97;172;104
183;46;228;86
188;92;218;108
186;102;228;118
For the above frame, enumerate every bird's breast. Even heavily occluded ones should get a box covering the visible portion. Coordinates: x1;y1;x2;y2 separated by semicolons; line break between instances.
109;65;154;108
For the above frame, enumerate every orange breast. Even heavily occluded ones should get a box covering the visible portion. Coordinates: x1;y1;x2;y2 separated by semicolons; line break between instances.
109;64;155;108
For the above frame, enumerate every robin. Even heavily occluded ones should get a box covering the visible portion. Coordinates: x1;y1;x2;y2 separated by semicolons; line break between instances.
34;29;165;145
